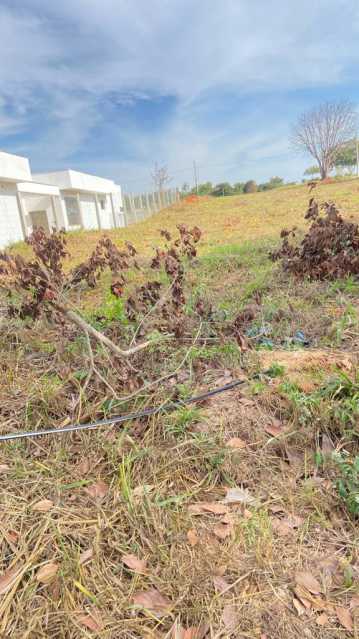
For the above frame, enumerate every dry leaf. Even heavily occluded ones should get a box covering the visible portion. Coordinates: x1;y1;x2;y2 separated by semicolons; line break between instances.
133;484;154;499
8;530;19;544
272;515;303;536
78;458;91;475
0;464;10;472
85;480;108;500
316;613;328;626
79;548;93;565
294;586;327;611
350;595;359;610
293;597;306;616
77;613;103;632
223;487;257;506
335;606;353;632
133;588;171;617
122;553;147;574
0;564;23;595
293;586;312;609
239;397;254;406
213;576;229;593
295;571;322;595
172;623;209;639
226;437;246;449
187;529;199;547
221;603;239;632
213;522;232;540
272;518;292;536
36;562;59;584
188;502;228;516
32;499;54;512
264;423;283;437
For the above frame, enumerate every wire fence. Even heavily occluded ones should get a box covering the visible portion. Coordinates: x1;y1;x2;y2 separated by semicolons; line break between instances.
122;188;180;226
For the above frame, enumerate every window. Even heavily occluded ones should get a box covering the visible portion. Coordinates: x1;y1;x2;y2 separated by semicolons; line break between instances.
99;197;106;210
64;196;81;227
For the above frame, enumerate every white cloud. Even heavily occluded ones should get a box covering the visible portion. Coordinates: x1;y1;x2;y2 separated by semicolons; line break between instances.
1;1;359;187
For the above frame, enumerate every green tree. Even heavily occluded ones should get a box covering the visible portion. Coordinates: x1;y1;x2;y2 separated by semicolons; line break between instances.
258;176;284;191
194;181;213;196
243;180;257;194
211;182;233;197
334;140;357;173
233;182;244;193
303;165;320;177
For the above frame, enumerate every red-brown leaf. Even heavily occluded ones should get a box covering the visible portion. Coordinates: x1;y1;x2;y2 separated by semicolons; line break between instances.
187;529;199;547
188;502;228;516
213;522;232;540
36;562;59;584
79;548;93;565
77;613;103;632
172;623;209;639
221;603;239;632
226;437;246;449
295;571;322;594
32;499;54;512
85;480;108;500
0;564;24;595
122;553;147;574
335;606;353;632
133;588;171;617
213;576;229;594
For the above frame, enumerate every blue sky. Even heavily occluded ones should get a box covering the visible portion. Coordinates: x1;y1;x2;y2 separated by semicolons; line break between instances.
1;0;359;191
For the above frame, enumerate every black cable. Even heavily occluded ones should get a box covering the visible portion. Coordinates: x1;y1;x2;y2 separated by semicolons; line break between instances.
0;378;246;442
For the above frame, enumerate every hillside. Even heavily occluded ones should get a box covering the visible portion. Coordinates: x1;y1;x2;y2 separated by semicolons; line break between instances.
0;180;358;638
13;178;359;266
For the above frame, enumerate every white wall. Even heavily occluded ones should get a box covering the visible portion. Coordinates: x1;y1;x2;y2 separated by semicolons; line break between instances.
0;183;24;249
0;152;31;182
97;194;113;229
80;193;98;230
34;169;116;195
111;185;125;228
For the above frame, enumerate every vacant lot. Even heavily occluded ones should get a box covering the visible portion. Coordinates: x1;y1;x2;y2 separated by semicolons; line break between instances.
1;181;358;638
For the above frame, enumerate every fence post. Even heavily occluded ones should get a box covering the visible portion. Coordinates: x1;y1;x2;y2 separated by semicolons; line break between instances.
145;192;151;216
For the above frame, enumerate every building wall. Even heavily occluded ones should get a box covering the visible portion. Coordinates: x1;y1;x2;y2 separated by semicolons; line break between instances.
111;186;125;228
97;193;113;229
0;152;31;182
80;193;98;230
0;183;24;249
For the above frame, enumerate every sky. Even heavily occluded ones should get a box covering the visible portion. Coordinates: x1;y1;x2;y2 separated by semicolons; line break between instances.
1;0;359;192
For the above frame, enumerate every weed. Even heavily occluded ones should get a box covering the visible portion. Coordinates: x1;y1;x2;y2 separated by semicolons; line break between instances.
265;362;285;378
333;452;359;516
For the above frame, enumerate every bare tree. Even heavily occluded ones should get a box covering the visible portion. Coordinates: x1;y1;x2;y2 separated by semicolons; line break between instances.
292;101;357;180
151;163;172;191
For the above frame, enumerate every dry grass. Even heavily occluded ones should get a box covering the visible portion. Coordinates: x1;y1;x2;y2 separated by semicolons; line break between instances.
1;182;359;637
12;179;359;267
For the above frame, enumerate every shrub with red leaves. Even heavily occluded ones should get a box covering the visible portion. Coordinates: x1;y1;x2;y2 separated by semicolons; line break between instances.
270;198;359;280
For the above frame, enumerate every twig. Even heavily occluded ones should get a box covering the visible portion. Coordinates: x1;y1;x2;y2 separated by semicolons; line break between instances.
111;322;203;407
129;281;174;346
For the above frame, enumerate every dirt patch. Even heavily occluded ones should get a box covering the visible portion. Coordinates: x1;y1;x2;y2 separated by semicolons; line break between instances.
259;348;357;391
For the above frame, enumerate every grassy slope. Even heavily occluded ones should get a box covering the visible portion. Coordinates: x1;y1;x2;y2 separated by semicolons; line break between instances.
13;178;359;265
1;181;358;638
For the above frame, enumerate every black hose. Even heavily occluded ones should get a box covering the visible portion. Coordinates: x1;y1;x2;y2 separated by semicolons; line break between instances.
0;378;246;442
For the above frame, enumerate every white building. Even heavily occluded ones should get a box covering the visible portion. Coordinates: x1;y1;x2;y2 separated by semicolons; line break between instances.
0;153;124;249
34;169;124;231
0;151;67;249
